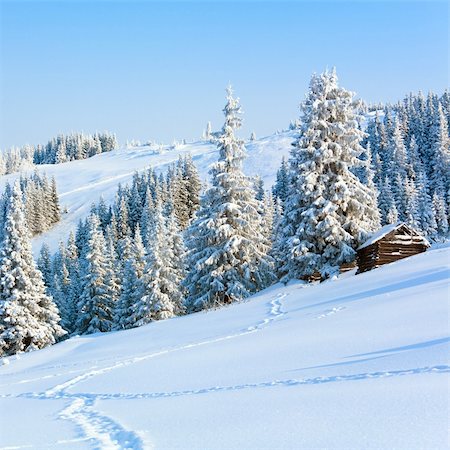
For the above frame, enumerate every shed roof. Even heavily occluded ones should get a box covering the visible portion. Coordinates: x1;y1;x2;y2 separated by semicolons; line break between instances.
357;223;430;250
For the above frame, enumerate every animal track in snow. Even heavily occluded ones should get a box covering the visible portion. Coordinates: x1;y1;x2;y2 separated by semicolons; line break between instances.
316;306;346;319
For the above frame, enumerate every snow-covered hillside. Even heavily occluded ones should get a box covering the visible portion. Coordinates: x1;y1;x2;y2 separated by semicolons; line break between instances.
1;245;448;449
0;132;294;255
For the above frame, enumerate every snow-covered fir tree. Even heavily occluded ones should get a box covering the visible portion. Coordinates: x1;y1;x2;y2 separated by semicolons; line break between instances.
0;183;64;356
37;243;53;288
131;199;179;324
51;242;74;333
184;86;275;312
378;177;398;225
182;154;202;224
432;190;449;238
272;156;289;203
115;225;146;329
75;214;114;334
278;69;380;280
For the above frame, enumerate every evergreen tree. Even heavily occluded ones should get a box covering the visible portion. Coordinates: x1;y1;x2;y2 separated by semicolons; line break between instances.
254;176;265;202
140;187;154;248
49;177;61;224
389;119;409;221
415;170;436;237
64;232;81;333
429;104;450;196
116;258;141;329
37;243;53;289
378;177;398;225
184;86;275;312
116;194;130;240
432;190;449;238
76;214;114;334
272;156;289;202
0;183;64;356
278;70;380;280
183;155;202;223
171;159;190;229
131;199;178;324
51;242;74;333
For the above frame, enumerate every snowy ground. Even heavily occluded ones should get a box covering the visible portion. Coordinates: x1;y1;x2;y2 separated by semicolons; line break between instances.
0;132;294;255
1;245;449;449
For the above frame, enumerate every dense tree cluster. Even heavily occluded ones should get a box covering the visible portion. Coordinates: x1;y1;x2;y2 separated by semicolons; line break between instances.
37;155;202;335
0;172;60;240
0;131;118;175
362;91;450;237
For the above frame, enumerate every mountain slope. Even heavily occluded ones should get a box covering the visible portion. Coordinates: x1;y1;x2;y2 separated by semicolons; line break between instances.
1;245;448;449
0;132;295;254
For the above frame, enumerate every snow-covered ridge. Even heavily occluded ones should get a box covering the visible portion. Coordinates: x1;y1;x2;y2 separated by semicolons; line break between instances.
1;244;448;449
0;131;296;254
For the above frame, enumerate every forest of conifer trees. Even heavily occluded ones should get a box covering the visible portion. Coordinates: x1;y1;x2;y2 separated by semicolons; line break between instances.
0;131;118;175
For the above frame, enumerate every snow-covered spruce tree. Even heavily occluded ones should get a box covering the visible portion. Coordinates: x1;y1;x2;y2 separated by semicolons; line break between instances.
131;198;180;325
278;70;380;281
432;188;449;238
63;231;81;333
261;191;275;240
378;177;398;225
140;187;154;248
272;156;289;203
37;243;53;289
171;158;190;229
116;257;141;329
115;225;146;329
104;226;121;309
165;207;187;315
184;86;275;312
49;177;61;224
253;176;265;202
415;170;437;237
270;197;285;271
0;183;65;356
388;119;409;222
182;154;202;223
116;195;130;240
75;214;114;334
51;242;75;333
404;178;420;230
429;104;450;196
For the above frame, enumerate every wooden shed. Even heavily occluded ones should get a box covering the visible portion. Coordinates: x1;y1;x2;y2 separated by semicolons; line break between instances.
356;223;430;274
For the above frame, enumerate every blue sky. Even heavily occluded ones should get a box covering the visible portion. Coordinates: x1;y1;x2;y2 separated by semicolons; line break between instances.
0;1;448;148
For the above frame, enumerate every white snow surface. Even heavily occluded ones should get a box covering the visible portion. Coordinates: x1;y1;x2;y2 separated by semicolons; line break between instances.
0;132;295;255
0;245;449;449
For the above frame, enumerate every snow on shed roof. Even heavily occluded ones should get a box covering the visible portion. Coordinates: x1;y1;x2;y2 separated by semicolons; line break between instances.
357;223;430;250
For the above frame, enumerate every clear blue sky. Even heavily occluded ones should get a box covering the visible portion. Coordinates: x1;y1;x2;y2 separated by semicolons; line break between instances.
0;1;448;149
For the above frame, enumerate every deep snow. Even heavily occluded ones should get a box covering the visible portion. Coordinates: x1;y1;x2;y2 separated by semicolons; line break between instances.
0;245;448;449
0;132;295;255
